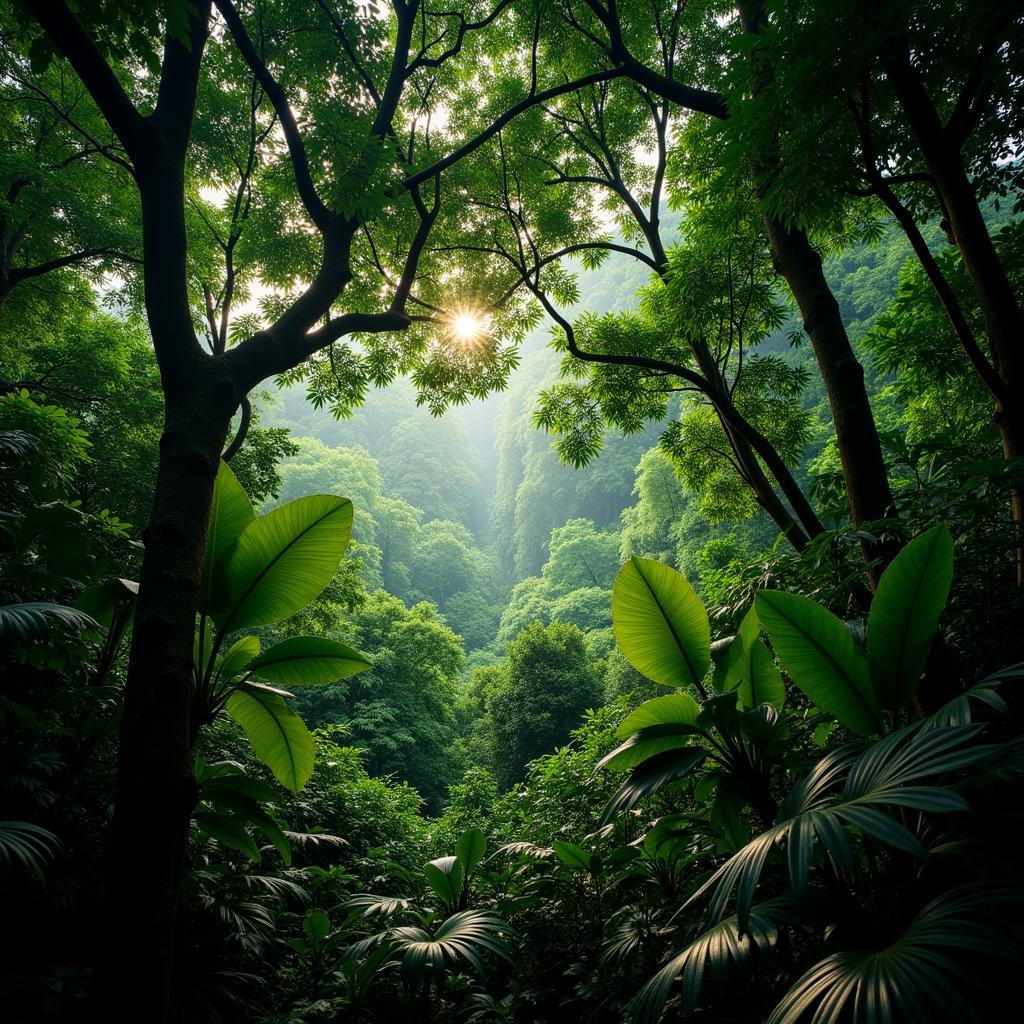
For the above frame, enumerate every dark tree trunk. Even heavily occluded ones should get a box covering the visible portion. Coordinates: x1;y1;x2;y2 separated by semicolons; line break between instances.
737;0;898;586
885;44;1024;581
763;217;897;534
98;374;235;1022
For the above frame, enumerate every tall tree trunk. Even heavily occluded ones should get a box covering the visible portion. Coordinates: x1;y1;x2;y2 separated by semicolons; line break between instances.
737;0;898;585
763;217;897;538
97;376;235;1022
884;45;1024;581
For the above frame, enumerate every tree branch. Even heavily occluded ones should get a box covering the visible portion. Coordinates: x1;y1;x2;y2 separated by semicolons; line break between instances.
402;68;628;189
222;394;252;461
215;0;332;230
22;0;148;161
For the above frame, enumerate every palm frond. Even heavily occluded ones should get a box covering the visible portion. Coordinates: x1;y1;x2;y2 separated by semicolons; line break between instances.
0;602;99;644
632;898;792;1023
343;893;413;919
0;820;62;882
685;724;996;929
391;910;516;990
0;429;39;460
766;886;1024;1024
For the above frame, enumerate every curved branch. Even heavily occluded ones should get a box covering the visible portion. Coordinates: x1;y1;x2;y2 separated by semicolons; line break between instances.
9;247;119;285
222;394;252;462
406;0;514;75
22;0;147;161
215;0;332;230
494;241;660;304
402;68;628;189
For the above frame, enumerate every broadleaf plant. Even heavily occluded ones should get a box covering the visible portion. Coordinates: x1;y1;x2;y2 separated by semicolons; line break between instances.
600;526;1016;1020
193;460;372;796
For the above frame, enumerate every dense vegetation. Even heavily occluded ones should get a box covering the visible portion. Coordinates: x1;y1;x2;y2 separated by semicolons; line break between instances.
2;2;1023;1022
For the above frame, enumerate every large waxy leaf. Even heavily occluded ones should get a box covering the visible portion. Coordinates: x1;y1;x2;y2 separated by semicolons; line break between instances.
193;810;263;861
226;688;314;792
615;693;701;739
75;577;137;631
756;591;880;736
600;694;705;773
713;606;761;691
455;827;487;876
246;636;372;687
424;855;463;907
200;460;254;616
219;635;260;680
868;524;954;709
303;908;331;945
599;725;705;772
612;557;710;689
738;641;786;711
600;747;706;824
214;494;353;631
552;839;592;872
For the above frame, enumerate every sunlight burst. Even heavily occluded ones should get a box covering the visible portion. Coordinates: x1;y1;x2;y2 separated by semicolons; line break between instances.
449;309;488;345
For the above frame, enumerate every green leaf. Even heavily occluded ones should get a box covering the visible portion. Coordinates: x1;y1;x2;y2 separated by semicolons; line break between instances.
552;839;592;872
0;821;63;882
193;811;262;861
714;606;762;691
714;607;784;709
631;899;789;1023
600;747;706;823
756;591;880;736
615;693;701;739
247;807;292;865
215;494;353;631
423;855;463;907
867;525;954;708
738;640;786;711
200;461;255;616
303;908;331;945
766;886;1022;1024
455;827;487;876
612;557;711;689
599;725;706;772
219;635;260;680
0;602;98;644
226;689;315;792
246;636;371;687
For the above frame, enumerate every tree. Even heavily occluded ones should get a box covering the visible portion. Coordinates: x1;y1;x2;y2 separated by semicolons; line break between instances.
373;494;423;594
381;411;484;530
443;48;823;551
276;439;383;546
542;518;620;593
15;2;616;1015
298;592;464;813
409;519;478;610
495;575;555;650
485;621;602;789
508;0;899;574
619;449;688;565
0;18;139;314
746;0;1024;577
